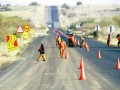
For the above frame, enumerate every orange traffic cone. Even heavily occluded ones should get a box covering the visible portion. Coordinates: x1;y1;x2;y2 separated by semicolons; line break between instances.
65;51;68;59
97;50;101;59
115;58;120;69
86;46;89;51
84;43;86;48
85;43;89;51
77;40;80;46
75;38;76;43
79;58;83;69
78;62;86;80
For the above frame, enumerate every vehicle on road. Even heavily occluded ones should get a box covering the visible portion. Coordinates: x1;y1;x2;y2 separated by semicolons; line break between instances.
66;29;73;35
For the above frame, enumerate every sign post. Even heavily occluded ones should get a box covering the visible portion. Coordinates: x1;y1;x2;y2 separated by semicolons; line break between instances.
16;26;24;45
108;25;116;39
94;25;101;38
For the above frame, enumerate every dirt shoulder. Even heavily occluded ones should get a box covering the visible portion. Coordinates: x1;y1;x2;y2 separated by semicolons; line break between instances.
0;36;36;72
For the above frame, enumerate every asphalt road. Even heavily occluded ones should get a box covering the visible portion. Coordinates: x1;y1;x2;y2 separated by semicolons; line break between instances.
0;5;120;90
0;29;120;90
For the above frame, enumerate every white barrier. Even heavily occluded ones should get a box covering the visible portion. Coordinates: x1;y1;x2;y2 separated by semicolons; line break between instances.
35;31;47;35
75;31;85;35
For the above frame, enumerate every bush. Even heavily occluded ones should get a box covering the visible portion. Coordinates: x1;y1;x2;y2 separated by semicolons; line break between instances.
29;2;40;6
61;9;66;16
112;16;120;28
0;9;5;12
69;22;77;30
85;18;95;24
0;14;34;42
100;17;112;27
61;3;71;10
5;7;12;11
76;2;82;5
68;12;76;18
115;8;120;11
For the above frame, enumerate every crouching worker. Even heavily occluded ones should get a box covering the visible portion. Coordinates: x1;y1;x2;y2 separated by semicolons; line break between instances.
80;36;85;48
38;42;46;61
59;39;67;58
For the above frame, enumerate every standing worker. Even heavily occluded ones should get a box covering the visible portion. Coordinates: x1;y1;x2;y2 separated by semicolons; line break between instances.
116;34;120;47
71;35;75;47
56;35;61;46
68;35;75;47
107;34;111;47
68;35;72;47
59;39;67;58
38;42;46;61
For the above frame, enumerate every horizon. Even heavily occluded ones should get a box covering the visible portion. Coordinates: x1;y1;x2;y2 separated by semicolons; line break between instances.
0;0;120;6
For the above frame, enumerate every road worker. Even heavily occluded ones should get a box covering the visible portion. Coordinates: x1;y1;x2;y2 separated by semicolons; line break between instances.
71;35;75;47
68;35;74;47
59;39;67;58
107;34;111;47
80;36;85;48
38;42;46;61
68;35;72;47
116;34;120;47
56;35;61;46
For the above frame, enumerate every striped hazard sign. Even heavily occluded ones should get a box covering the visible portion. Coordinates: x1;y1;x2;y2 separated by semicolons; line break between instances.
6;34;19;52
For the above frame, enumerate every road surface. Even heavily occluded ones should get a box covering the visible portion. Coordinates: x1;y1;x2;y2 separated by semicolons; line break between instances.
0;29;120;90
0;5;120;90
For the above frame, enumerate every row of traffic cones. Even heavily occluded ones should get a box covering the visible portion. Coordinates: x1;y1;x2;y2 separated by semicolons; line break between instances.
78;57;120;81
90;49;120;69
56;32;120;80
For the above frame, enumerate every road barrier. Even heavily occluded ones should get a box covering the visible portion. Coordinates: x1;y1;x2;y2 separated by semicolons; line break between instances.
35;31;47;36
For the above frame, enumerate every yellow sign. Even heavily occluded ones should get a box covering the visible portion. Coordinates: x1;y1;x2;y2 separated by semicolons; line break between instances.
6;34;19;52
24;25;30;32
74;31;76;35
29;29;34;35
22;32;29;39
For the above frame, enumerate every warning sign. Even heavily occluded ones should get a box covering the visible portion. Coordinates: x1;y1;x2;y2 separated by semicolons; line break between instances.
16;26;24;33
29;30;34;35
24;25;31;32
94;25;101;31
22;32;29;39
108;25;115;33
6;35;19;52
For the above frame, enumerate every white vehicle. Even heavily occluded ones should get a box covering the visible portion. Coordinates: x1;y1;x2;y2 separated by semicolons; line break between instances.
66;29;73;35
75;31;85;35
48;25;51;28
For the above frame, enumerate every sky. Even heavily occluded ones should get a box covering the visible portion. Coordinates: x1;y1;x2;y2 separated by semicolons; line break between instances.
0;0;120;6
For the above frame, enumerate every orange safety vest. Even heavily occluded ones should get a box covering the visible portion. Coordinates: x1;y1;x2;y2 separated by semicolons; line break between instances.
118;37;120;41
59;41;66;49
71;36;74;42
